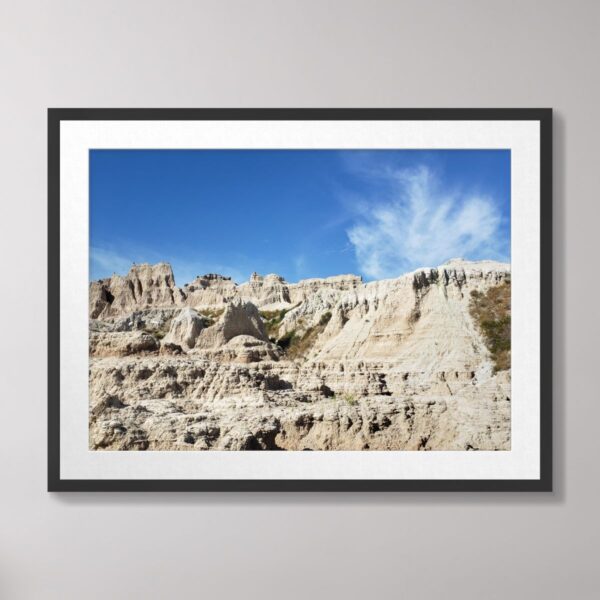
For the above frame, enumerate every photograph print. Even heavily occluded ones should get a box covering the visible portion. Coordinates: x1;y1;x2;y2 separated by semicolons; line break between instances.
88;147;512;452
48;109;551;491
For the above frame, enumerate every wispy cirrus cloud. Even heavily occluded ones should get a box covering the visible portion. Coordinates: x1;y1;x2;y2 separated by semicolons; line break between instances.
346;164;507;279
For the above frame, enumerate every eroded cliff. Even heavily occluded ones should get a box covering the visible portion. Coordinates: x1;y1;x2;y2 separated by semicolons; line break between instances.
89;259;511;451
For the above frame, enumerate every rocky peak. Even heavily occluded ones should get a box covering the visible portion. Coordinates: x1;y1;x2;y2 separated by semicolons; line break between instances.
90;259;509;319
199;273;232;283
125;262;176;288
239;272;291;308
294;274;362;288
221;300;268;343
185;273;234;291
248;272;286;284
411;260;509;291
90;261;182;319
263;273;285;283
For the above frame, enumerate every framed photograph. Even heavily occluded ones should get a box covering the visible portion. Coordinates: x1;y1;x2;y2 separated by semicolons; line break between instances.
48;108;552;492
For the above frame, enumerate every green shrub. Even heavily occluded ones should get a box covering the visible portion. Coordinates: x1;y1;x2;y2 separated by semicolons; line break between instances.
267;308;333;359
198;308;224;329
341;392;358;406
283;327;318;359
142;327;166;341
469;280;511;372
319;311;332;326
278;311;333;359
260;307;295;338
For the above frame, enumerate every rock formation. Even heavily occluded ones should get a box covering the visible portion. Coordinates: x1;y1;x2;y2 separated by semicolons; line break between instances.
89;259;511;451
162;308;205;351
89;263;184;318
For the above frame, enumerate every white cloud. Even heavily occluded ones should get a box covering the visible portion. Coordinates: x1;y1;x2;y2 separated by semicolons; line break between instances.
346;165;506;279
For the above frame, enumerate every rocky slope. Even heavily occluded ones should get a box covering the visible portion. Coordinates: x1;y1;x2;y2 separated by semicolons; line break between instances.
89;259;511;451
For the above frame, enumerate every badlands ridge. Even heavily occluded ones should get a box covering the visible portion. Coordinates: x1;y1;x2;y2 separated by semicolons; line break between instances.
89;259;511;451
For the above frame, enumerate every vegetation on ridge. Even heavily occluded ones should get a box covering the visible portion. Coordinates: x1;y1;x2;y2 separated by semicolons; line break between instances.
469;280;511;372
260;304;301;340
277;311;332;360
340;392;358;406
199;308;224;328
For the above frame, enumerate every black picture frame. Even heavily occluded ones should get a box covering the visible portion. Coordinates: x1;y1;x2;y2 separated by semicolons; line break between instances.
48;108;552;492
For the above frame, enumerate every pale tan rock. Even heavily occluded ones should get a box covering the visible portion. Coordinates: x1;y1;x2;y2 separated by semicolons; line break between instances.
288;274;363;305
89;263;367;317
88;355;510;451
186;300;269;351
89;263;184;318
88;259;511;451
163;307;205;350
89;308;180;333
89;281;113;319
238;273;291;308
200;335;283;364
181;274;237;309
89;331;159;357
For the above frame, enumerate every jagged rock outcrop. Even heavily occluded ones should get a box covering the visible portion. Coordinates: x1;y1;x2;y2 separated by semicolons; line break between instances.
182;274;238;308
159;299;271;354
90;264;365;317
188;300;269;350
89;356;510;450
89;281;114;319
288;274;363;305
210;336;283;364
88;259;511;451
89;308;180;333
238;273;291;308
89;263;184;318
163;308;205;350
221;300;268;342
89;331;159;357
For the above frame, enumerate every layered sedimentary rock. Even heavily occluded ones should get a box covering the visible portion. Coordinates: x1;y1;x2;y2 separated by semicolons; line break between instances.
163;300;269;352
182;274;238;308
238;272;291;308
89;263;184;318
162;308;205;351
89;331;159;357
90;262;365;316
89;259;511;451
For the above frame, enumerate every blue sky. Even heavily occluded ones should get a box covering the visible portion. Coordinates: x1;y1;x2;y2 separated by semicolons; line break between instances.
90;149;510;285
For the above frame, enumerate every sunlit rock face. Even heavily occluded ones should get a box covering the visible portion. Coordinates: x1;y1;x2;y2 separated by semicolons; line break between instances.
89;263;183;318
89;259;511;451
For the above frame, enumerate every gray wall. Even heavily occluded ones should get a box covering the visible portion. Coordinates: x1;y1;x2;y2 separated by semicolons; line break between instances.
0;1;596;598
